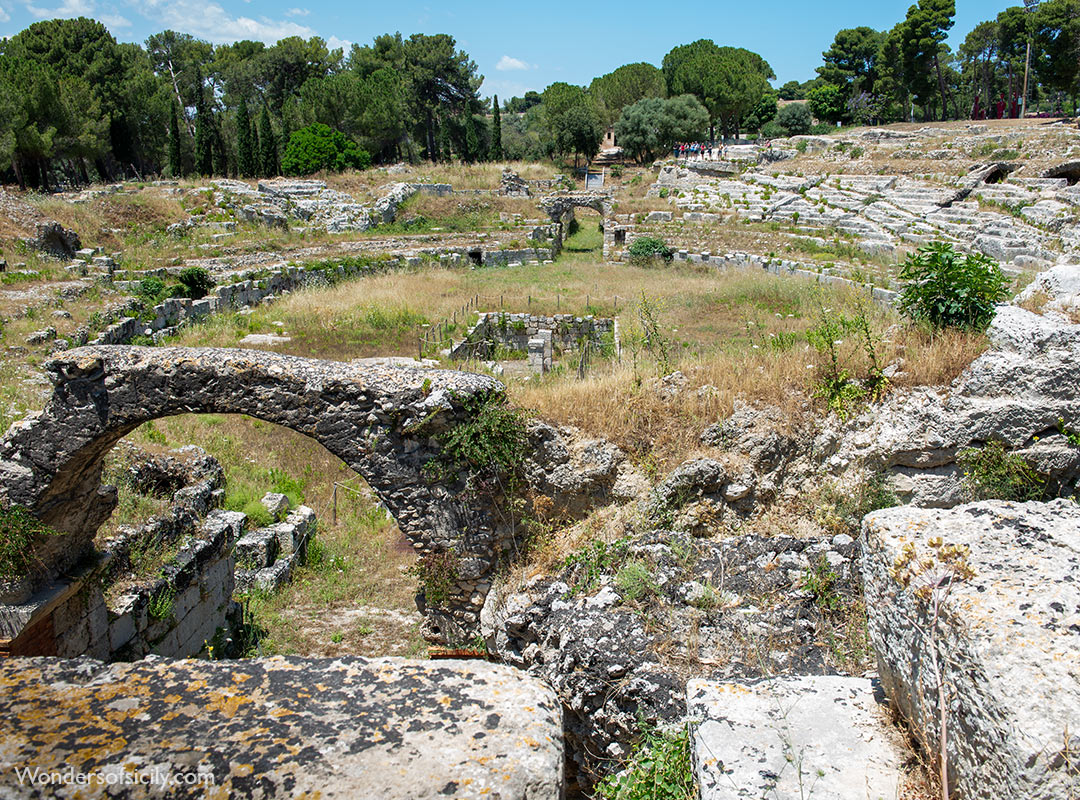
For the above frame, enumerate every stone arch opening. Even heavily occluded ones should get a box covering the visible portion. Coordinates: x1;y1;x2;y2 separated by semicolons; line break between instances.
0;346;509;644
538;192;614;226
1043;160;1080;185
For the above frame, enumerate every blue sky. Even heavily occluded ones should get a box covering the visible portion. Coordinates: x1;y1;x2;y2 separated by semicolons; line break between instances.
0;0;1017;96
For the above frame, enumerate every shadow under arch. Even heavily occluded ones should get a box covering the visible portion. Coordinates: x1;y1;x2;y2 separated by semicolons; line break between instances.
0;346;509;643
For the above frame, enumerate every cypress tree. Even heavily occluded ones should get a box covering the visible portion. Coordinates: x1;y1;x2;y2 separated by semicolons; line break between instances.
464;111;479;164
168;101;183;178
193;70;213;176
437;118;451;162
236;97;255;177
258;105;278;176
251;122;260;175
212;122;228;177
489;95;502;161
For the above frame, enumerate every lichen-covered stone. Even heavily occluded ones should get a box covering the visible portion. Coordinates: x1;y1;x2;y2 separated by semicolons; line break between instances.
862;500;1080;800
0;656;564;799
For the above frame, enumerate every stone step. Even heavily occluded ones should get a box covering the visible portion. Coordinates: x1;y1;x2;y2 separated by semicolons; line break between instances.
689;675;906;800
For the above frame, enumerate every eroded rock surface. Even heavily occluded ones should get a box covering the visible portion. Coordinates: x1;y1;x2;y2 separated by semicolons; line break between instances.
0;656;564;799
485;529;861;786
863;500;1080;800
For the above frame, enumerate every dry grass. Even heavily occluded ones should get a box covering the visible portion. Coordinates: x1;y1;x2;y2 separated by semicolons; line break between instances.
32;191;188;251
322;160;566;196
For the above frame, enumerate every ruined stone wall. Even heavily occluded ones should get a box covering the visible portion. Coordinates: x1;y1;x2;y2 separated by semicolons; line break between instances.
451;312;615;360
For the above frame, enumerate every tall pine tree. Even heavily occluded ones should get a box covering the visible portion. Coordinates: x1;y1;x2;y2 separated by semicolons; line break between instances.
236;97;256;177
168;101;183;178
489;95;502;161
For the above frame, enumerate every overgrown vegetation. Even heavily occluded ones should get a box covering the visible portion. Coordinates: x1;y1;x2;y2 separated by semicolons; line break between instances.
596;723;695;800
627;236;675;267
423;393;531;491
957;441;1045;501
0;505;63;582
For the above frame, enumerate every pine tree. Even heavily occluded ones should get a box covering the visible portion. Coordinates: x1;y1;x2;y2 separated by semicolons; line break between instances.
258;105;278;177
489;95;502;161
168;101;183;178
236;97;255;177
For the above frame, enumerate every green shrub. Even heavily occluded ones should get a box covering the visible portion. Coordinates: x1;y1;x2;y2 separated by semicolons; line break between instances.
897;242;1010;331
803;557;842;611
423;393;530;489
562;538;631;596
777;103;813;136
957;441;1045;501
627;236;674;266
176;267;215;300
597;724;695;800
148;585;176;620
0;505;63;581
137;276;167;304
759;120;785;139
281;123;372;176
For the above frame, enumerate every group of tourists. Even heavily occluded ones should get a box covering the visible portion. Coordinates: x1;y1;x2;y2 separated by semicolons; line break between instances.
674;142;728;161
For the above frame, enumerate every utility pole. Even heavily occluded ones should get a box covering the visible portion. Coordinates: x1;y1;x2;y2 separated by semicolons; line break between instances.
1021;0;1041;119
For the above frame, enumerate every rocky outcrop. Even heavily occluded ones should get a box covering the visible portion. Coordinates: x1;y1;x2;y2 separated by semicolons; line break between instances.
523;421;646;520
0;346;505;643
0;656;564;799
374;181;452;224
862;501;1080;800
501;168;532;197
484;529;861;786
689;676;906;800
829;304;1080;507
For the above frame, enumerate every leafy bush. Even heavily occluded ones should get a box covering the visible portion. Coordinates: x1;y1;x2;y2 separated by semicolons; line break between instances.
759;120;785;139
627;236;674;266
803;557;842;611
897;242;1010;331
176;266;215;300
776;103;813;136
597;723;695;800
137;276;167;304
423;393;530;490
281;123;372;176
957;441;1045;501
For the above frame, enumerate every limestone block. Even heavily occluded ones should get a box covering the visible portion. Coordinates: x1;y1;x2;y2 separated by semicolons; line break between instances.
689;676;905;800
862;500;1080;800
0;657;564;799
235;529;279;570
260;492;291;520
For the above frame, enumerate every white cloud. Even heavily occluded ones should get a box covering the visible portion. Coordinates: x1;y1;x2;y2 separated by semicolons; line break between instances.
326;35;352;52
100;12;130;28
132;0;316;44
285;7;308;16
25;0;94;19
496;55;530;72
0;5;10;22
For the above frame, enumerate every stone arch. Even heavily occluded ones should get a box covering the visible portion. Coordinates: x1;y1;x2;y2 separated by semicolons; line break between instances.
0;346;509;643
539;192;614;225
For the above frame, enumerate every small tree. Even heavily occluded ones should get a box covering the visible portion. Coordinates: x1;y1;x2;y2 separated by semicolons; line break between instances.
807;83;846;124
176;266;214;300
776;103;813;135
489;95;503;161
280;123;371;176
897;242;1010;331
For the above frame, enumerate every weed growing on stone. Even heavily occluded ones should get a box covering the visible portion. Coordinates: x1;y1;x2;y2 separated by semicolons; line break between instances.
423;393;530;493
148;585;176;620
957;441;1045;501
891;537;977;800
0;504;64;582
408;551;459;608
615;559;658;603
596;722;695;800
802;557;842;612
562;538;631;596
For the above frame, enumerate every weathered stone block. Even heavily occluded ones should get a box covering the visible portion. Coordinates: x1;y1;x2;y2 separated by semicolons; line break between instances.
0;657;564;799
689;676;906;800
863;500;1080;800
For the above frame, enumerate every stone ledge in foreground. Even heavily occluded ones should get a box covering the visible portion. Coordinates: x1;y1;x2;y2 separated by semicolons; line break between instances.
0;655;563;799
689;675;906;800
